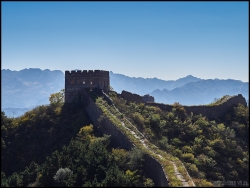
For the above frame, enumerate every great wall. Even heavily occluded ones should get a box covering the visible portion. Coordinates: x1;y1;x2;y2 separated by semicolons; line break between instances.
65;70;247;187
80;88;170;186
65;70;110;103
119;90;247;119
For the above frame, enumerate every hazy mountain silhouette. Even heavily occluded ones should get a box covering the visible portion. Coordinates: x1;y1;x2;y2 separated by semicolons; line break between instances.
110;71;202;95
150;79;248;105
2;68;64;109
1;68;248;117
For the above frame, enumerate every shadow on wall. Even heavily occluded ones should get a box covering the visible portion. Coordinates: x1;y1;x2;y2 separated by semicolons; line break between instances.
81;88;169;187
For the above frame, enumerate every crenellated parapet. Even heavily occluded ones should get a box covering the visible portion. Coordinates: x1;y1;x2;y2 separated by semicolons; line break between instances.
65;70;110;103
65;70;109;77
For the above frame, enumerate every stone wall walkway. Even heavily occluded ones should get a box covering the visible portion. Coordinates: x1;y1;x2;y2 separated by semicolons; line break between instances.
102;91;195;187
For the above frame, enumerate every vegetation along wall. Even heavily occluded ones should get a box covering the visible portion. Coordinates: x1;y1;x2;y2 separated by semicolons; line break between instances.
80;89;169;187
121;90;247;119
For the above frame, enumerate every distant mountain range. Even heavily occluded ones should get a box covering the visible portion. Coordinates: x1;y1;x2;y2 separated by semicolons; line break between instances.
1;68;248;117
150;79;248;105
2;68;64;108
109;72;202;95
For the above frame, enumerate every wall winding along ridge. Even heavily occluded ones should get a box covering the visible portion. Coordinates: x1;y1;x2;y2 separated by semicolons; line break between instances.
120;90;247;119
81;89;169;187
183;94;247;118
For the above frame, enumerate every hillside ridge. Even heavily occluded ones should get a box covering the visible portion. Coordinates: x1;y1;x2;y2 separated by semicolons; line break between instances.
120;90;247;119
80;88;195;186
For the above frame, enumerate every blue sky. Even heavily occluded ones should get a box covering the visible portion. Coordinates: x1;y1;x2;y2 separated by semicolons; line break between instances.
2;2;249;82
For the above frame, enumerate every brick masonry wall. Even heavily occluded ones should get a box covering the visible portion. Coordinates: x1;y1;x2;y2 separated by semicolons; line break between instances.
81;89;169;187
65;70;109;103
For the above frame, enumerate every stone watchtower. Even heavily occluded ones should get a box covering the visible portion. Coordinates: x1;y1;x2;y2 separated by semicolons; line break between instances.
65;70;110;103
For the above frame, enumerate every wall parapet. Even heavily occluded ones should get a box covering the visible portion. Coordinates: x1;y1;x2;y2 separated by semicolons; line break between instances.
65;70;109;77
120;91;247;119
183;94;247;119
81;89;169;186
121;90;154;103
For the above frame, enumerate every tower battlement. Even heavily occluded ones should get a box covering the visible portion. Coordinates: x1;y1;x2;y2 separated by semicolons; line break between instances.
65;70;109;77
65;70;110;103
